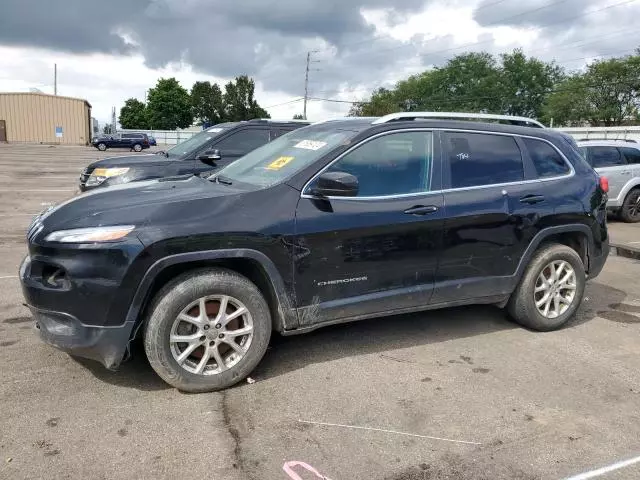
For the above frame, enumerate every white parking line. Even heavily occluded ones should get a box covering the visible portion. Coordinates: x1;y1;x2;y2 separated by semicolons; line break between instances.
298;419;481;445
0;276;18;280
564;454;640;479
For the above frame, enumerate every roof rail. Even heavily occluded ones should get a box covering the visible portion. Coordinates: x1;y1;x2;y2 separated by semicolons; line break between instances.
371;112;546;128
247;118;310;123
577;138;637;143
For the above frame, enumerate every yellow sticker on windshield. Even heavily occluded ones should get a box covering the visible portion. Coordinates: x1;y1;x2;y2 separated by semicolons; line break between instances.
267;156;294;170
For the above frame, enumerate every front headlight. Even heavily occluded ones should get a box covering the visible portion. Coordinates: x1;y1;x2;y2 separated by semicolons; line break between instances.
45;225;135;243
86;167;130;186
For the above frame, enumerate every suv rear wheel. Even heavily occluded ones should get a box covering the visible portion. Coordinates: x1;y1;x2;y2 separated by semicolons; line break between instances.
620;188;640;223
508;243;585;331
132;143;143;152
144;268;271;392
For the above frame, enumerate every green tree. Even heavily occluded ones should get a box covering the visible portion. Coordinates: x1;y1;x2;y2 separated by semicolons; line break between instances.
348;87;400;116
293;113;305;119
543;76;590;126
350;50;561;121
223;75;270;121
146;78;193;130
498;50;564;119
191;81;224;126
544;54;640;126
119;98;149;129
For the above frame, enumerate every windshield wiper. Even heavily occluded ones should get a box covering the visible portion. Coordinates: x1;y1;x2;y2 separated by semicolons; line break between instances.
154;150;169;157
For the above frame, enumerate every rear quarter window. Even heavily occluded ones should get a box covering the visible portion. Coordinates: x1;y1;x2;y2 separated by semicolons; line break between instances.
522;138;570;178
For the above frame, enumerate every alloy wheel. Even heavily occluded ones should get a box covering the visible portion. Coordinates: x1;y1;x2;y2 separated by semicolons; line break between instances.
534;260;577;319
169;295;253;375
625;191;640;220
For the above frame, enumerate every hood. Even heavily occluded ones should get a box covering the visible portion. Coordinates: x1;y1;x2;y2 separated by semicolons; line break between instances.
88;153;172;168
38;175;249;232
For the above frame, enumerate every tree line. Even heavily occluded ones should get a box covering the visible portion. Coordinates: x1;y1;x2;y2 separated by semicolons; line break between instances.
349;49;640;127
118;75;270;131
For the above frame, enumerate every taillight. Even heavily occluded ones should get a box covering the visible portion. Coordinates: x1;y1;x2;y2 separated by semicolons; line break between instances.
599;176;609;193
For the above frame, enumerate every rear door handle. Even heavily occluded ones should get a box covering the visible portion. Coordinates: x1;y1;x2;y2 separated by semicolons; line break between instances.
403;205;438;215
621;171;632;175
520;194;545;204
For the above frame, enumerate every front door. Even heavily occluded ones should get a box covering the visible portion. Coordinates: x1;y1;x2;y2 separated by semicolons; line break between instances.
294;130;445;325
0;120;6;142
434;130;527;304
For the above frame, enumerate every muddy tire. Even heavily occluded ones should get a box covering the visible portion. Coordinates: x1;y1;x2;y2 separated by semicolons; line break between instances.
507;243;585;331
144;268;271;392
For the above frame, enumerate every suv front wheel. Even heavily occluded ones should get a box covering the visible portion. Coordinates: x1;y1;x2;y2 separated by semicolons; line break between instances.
508;243;586;331
144;268;272;392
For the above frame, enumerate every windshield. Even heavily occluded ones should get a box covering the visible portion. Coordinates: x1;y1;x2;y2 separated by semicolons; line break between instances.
217;124;361;187
166;126;231;156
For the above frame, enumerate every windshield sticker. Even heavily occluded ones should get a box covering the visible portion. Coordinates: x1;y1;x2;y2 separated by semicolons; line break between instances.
293;140;327;151
267;156;295;170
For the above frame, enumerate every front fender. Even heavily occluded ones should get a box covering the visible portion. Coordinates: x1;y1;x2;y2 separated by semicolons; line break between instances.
124;249;297;335
614;178;640;205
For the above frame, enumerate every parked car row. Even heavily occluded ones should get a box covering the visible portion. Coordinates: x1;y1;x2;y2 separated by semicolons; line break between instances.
22;112;609;392
81;119;309;191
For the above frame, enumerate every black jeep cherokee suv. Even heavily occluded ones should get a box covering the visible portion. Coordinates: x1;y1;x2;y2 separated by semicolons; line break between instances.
80;119;309;191
21;112;609;392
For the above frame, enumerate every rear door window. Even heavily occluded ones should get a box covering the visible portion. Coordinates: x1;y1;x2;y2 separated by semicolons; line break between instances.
620;147;640;164
443;132;524;188
522;137;570;178
589;146;626;167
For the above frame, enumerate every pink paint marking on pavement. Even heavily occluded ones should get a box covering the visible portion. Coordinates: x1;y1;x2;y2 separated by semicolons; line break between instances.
283;461;334;480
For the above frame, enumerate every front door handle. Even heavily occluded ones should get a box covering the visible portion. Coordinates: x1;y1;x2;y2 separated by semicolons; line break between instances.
520;194;545;205
404;205;438;215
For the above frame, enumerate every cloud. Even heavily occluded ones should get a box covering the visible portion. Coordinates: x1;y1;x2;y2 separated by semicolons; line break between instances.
2;0;640;122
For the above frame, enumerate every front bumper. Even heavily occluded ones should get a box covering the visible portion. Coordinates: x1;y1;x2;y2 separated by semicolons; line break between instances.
19;235;146;369
28;305;134;369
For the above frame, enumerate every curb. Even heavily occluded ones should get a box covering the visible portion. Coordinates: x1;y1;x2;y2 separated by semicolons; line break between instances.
610;243;640;261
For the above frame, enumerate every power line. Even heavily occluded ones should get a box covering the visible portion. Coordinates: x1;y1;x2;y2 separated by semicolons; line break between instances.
264;97;304;109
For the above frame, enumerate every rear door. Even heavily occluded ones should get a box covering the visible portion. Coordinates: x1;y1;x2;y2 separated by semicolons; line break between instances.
434;131;526;303
619;146;640;178
587;146;630;201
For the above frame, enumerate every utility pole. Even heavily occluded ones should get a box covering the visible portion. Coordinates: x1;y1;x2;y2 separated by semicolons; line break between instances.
303;52;311;120
54;64;57;95
303;51;320;120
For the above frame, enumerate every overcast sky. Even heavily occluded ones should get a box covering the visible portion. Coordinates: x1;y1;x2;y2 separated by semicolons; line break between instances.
1;0;638;125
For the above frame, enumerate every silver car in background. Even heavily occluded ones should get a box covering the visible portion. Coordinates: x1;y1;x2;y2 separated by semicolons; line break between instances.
577;140;640;222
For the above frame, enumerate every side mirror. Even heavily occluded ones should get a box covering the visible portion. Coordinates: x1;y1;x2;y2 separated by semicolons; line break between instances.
310;171;358;197
197;149;222;165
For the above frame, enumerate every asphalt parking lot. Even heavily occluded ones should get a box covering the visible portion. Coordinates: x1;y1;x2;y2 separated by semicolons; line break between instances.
1;143;640;480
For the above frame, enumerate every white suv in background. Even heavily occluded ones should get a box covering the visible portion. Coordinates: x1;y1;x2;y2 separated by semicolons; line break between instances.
578;140;640;222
